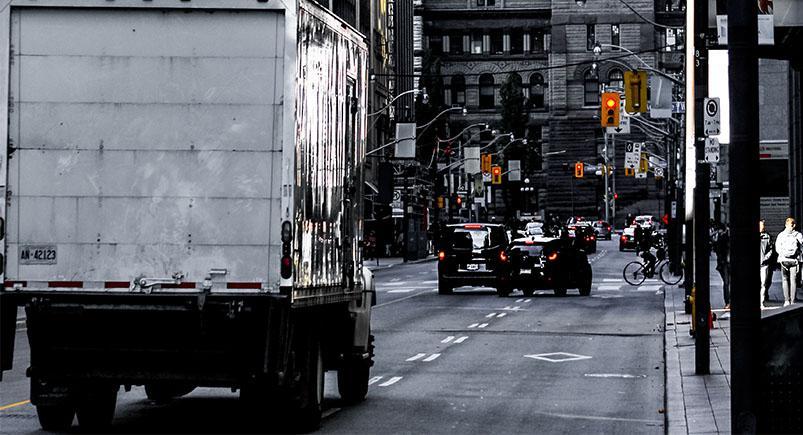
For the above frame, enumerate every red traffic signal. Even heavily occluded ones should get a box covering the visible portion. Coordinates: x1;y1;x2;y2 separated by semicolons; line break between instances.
574;162;584;178
601;92;620;128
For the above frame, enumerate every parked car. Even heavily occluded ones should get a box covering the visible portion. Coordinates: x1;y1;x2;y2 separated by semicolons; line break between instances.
499;236;593;297
437;223;509;295
592;220;612;240
567;222;597;253
619;225;638;251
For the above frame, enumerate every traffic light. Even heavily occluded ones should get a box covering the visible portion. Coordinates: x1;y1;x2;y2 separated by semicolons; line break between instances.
491;166;502;184
574;162;584;178
624;70;648;113
437;196;444;208
624;167;635;177
601;92;620;127
639;154;649;173
481;154;492;173
456;196;463;206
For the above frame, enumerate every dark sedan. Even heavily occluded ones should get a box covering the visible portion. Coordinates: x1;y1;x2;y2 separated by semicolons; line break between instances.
498;236;593;297
592;220;612;240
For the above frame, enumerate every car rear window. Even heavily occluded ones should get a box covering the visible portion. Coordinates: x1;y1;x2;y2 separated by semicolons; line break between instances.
512;245;544;256
449;229;489;250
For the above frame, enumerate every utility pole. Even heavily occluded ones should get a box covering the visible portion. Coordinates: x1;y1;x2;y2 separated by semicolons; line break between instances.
603;133;610;223
727;0;760;431
691;0;710;362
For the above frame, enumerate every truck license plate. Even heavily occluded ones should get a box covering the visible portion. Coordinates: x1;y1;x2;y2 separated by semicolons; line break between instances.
19;245;57;265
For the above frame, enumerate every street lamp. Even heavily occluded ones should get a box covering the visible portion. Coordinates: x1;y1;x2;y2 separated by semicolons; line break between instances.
416;106;467;138
368;88;428;117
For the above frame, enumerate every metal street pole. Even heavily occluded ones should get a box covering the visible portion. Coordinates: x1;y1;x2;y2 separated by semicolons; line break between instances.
603;133;610;223
727;0;760;431
694;162;710;374
612;135;616;223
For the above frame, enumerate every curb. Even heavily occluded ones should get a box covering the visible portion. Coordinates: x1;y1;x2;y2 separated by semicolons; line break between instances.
365;256;437;272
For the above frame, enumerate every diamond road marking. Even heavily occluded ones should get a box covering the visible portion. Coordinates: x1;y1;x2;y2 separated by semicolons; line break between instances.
524;352;593;363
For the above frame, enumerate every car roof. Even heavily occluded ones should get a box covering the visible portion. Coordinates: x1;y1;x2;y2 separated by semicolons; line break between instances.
511;236;557;245
446;223;503;228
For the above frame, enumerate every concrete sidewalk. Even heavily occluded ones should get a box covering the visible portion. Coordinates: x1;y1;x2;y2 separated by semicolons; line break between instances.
664;259;794;434
364;255;436;271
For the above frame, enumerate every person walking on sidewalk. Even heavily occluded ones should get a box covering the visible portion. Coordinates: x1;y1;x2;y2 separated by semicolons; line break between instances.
759;218;775;309
775;217;803;307
711;221;731;310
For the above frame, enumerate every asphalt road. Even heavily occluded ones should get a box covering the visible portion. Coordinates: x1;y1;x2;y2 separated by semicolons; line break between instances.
0;238;666;433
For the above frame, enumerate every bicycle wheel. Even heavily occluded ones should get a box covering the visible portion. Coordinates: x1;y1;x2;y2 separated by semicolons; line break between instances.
659;261;683;285
623;261;648;286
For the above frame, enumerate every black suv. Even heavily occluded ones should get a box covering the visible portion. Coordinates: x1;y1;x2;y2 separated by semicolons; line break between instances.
567;222;597;253
437;223;508;295
499;236;593;297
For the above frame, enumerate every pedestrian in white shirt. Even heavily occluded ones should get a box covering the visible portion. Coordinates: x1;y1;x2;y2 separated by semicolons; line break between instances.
774;217;803;307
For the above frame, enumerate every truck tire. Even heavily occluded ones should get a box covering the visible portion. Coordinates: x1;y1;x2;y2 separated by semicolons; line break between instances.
76;384;117;431
145;384;196;403
36;404;75;431
337;334;373;404
290;334;324;431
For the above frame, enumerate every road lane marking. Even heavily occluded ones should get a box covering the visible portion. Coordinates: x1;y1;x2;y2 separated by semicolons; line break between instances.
375;289;432;308
383;281;408;286
516;298;524;303
368;376;384;385
378;376;403;387
441;336;455;344
637;285;662;292
390;278;401;282
528;410;662;424
468;323;479;328
0;400;30;411
502;306;523;311
423;353;441;362
584;373;646;379
598;285;622;291
387;289;415;293
523;299;532;303
496;313;507;318
478;323;489;328
485;313;497;318
406;353;426;361
454;336;469;343
422;280;438;284
603;278;623;282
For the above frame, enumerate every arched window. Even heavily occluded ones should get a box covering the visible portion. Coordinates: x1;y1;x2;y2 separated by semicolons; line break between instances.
451;75;466;106
608;69;624;90
479;73;495;109
529;73;545;108
583;69;599;106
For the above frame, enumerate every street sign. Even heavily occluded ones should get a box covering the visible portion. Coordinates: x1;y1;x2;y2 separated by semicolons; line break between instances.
654;167;664;178
508;160;521;181
635;171;647;179
650;75;674;118
624;142;642;169
606;106;630;134
394;123;416;158
672;101;686;114
464;147;480;175
704;137;720;163
482;172;491;183
703;97;721;136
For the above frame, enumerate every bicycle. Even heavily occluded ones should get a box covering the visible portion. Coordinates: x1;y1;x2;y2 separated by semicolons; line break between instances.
622;246;684;286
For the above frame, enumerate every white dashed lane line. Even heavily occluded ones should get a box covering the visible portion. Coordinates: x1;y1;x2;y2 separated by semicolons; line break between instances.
468;323;479;328
368;376;384;385
422;353;441;362
406;353;426;362
477;323;489;329
485;312;497;318
496;312;507;318
441;336;455;344
387;289;416;293
454;336;469;343
377;377;403;387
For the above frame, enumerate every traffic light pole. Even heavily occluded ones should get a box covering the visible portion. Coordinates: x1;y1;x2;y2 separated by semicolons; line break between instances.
727;0;760;430
603;133;610;223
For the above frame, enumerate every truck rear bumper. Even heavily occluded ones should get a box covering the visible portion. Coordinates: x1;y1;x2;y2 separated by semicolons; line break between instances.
4;291;293;387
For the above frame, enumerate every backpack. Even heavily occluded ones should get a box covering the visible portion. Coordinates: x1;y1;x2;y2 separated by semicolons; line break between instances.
776;231;801;259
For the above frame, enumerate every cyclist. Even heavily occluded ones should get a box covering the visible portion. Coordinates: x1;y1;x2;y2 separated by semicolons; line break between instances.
636;225;658;276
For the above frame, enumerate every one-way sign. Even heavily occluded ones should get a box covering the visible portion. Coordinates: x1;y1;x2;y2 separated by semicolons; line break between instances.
606;106;630;134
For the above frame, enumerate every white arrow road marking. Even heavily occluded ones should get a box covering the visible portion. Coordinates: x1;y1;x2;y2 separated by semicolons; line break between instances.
368;376;384;385
441;336;455;344
423;353;441;362
406;353;426;361
468;323;479;328
478;323;489;328
454;336;469;344
485;313;497;318
496;313;507;318
378;376;403;387
584;373;646;379
524;352;592;363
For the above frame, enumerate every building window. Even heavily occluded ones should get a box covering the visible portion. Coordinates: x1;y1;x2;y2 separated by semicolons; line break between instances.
452;75;466;106
531;29;544;53
479;73;495;109
450;32;464;54
608;69;623;90
529;73;546;109
477;0;495;6
428;34;443;55
586;24;596;51
471;33;483;54
584;69;599;106
611;24;620;49
490;31;503;55
510;30;524;54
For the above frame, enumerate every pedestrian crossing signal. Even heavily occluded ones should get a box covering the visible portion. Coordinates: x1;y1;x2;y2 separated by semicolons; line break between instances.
574;162;584;178
601;92;620;128
625;167;635;177
481;154;492;173
492;166;502;184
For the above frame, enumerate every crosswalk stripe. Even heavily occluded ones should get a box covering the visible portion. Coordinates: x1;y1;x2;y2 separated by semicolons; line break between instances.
478;323;489;328
637;285;662;292
423;353;441;362
454;336;469;343
603;278;623;282
441;336;455;344
497;312;507;318
597;285;622;291
406;353;426;361
387;288;415;293
378;376;403;387
368;376;383;385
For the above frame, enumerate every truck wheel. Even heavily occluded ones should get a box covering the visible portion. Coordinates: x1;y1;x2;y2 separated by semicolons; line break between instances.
338;335;373;404
145;384;196;403
36;404;75;431
76;385;117;431
290;334;324;431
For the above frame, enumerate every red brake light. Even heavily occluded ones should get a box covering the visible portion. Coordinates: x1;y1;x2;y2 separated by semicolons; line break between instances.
525;240;534;245
464;224;482;229
590;235;596;240
547;252;558;261
438;251;446;261
280;256;292;279
499;251;508;262
621;235;627;241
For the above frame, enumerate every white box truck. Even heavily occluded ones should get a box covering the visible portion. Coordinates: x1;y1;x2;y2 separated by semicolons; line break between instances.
0;0;374;431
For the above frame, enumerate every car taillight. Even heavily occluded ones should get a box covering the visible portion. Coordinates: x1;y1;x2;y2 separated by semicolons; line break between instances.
621;235;627;241
438;251;446;261
590;235;595;240
280;255;292;279
499;251;509;262
547;252;558;261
